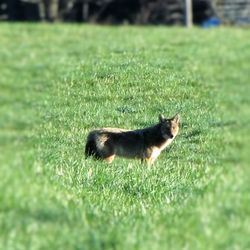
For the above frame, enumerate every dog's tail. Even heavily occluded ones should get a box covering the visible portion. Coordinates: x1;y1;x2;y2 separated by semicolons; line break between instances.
85;139;100;159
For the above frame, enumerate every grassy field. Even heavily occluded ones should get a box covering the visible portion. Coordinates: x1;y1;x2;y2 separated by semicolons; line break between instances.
0;24;250;250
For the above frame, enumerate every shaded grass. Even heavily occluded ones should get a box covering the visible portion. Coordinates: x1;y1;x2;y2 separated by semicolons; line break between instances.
0;24;250;250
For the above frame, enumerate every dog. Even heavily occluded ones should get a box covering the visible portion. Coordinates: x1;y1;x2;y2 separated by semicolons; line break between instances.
85;114;180;164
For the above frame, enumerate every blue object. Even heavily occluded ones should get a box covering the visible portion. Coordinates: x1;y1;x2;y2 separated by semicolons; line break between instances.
201;17;221;28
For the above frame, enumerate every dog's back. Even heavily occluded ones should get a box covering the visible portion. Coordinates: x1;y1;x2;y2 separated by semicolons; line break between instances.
85;128;143;159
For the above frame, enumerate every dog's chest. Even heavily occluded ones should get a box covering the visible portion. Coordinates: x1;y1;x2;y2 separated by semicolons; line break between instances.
150;147;161;159
158;139;173;151
150;139;173;158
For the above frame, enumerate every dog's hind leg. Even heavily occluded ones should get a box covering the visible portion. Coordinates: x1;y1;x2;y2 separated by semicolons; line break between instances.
104;155;115;163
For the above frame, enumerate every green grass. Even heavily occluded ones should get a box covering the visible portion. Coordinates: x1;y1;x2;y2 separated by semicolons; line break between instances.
0;23;250;250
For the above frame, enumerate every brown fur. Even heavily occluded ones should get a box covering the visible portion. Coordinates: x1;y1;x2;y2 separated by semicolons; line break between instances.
85;114;180;164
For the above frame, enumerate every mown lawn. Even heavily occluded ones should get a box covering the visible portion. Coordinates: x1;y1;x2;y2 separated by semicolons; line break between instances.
0;24;250;250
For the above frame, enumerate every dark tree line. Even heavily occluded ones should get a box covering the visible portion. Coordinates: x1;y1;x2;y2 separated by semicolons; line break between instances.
0;0;214;24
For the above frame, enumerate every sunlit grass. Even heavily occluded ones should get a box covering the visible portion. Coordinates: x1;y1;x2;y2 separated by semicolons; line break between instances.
0;24;249;250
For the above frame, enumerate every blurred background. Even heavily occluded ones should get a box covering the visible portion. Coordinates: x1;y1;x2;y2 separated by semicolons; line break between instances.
1;0;250;26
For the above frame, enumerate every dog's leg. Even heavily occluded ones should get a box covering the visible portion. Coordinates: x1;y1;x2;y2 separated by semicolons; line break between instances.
104;155;115;163
145;157;153;165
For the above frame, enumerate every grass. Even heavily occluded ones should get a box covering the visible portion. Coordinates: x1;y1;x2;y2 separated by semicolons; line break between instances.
0;23;250;250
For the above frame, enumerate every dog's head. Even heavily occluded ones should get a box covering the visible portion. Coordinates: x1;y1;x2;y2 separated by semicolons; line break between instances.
159;113;180;139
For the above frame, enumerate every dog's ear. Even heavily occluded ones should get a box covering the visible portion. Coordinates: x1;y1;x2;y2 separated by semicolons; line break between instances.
159;114;165;123
172;113;180;124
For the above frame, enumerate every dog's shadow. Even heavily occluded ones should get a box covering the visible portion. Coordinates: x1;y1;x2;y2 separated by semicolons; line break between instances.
181;119;239;143
183;129;202;139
